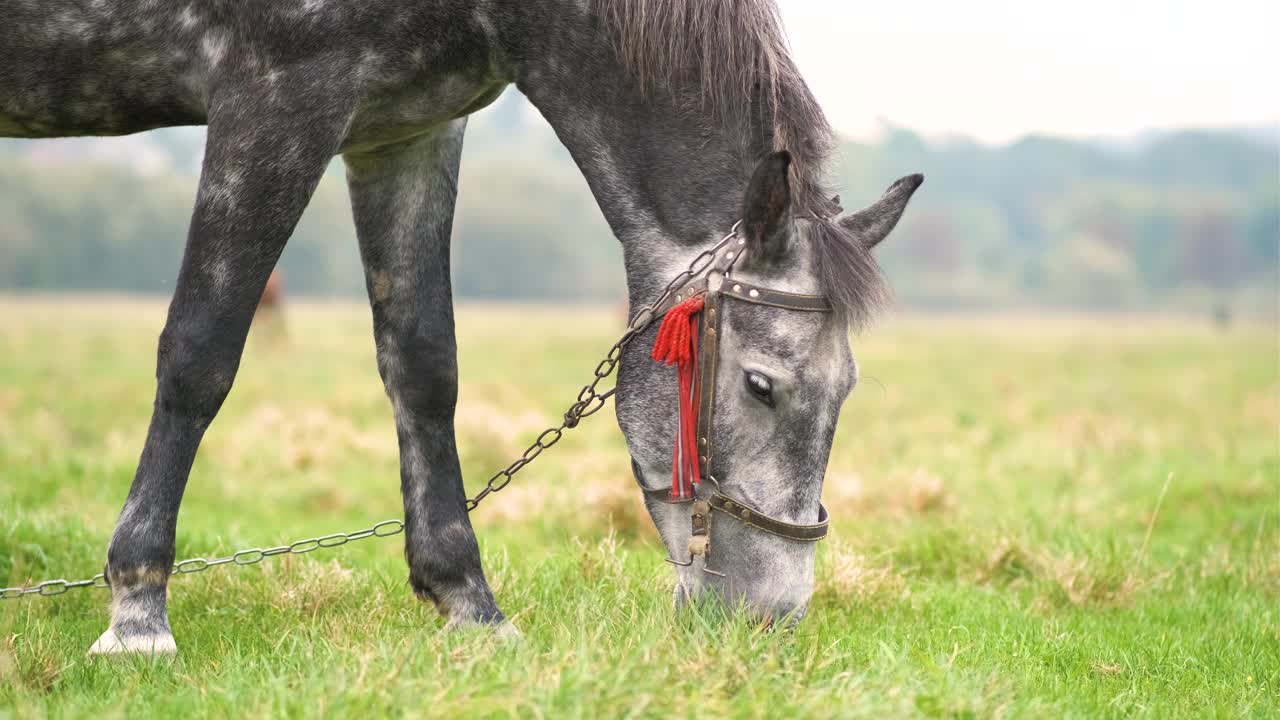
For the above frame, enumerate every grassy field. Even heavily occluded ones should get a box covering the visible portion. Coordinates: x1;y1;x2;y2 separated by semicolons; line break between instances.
1;298;1276;718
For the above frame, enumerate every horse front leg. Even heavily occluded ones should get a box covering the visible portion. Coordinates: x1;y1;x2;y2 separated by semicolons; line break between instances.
89;79;355;656
344;121;508;631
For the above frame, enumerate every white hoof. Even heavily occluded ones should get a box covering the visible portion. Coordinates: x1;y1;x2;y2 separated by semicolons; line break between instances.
87;629;177;657
443;617;523;641
494;621;523;641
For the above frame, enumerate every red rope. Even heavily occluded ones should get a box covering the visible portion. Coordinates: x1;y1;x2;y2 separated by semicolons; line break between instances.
651;296;704;500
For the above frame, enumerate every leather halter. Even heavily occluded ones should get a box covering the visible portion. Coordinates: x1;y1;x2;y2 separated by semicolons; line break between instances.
636;223;833;573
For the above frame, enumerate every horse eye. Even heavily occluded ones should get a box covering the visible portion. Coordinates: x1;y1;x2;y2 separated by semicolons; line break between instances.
744;371;774;407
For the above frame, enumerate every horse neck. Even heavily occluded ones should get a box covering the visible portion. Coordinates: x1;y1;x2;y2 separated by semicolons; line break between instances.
509;7;768;303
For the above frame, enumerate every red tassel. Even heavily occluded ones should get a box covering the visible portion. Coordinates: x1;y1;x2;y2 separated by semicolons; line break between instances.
652;297;704;500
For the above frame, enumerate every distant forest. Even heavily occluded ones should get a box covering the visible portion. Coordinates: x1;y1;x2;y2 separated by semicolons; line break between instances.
1;92;1275;315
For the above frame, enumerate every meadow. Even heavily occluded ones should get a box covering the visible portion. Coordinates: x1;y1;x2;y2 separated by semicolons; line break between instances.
1;298;1276;718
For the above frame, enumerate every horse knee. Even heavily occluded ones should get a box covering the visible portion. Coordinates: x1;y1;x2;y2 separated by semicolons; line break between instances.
376;331;458;419
154;323;238;424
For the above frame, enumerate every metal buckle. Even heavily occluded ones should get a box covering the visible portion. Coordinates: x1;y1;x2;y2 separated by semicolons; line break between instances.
660;487;726;577
663;554;726;578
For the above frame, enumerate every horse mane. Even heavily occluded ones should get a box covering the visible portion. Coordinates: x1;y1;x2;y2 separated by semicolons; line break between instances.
591;0;888;326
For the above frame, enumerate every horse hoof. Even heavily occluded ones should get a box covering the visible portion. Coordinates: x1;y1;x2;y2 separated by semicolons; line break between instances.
87;628;178;657
494;621;523;641
443;617;523;642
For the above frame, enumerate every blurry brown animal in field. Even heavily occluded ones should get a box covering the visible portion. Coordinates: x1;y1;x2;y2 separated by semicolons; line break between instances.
253;270;287;343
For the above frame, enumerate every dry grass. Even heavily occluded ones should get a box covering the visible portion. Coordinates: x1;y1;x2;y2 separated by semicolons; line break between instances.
818;541;908;604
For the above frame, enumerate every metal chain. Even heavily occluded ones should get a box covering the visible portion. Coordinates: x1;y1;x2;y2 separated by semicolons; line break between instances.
1;519;406;600
467;222;741;512
1;225;742;601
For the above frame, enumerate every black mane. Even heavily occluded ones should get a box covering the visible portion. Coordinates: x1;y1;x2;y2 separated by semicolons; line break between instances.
592;0;888;324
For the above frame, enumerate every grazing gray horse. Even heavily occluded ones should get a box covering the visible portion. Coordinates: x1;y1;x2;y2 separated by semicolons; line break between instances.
1;0;921;654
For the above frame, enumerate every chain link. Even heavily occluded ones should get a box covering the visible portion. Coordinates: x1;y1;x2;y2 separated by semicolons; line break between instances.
1;520;407;600
1;225;742;601
463;222;740;512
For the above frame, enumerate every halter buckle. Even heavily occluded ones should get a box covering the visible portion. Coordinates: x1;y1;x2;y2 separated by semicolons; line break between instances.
706;271;725;293
663;497;724;576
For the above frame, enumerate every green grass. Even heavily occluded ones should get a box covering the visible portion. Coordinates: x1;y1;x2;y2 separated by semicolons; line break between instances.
1;298;1276;718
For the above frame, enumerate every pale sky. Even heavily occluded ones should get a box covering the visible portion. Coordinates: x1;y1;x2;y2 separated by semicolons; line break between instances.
781;1;1278;142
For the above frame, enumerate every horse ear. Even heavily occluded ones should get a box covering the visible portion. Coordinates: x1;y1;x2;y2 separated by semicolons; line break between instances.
740;151;793;260
838;174;924;249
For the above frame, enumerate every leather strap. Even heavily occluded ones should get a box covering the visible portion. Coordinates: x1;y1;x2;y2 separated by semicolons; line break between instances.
696;290;721;475
721;282;832;312
643;487;829;542
642;486;695;504
650;277;708;320
708;492;830;542
644;231;745;322
644;247;831;322
654;277;830;317
636;226;835;548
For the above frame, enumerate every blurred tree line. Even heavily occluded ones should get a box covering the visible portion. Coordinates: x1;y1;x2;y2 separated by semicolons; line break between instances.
1;93;1275;314
845;128;1277;313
